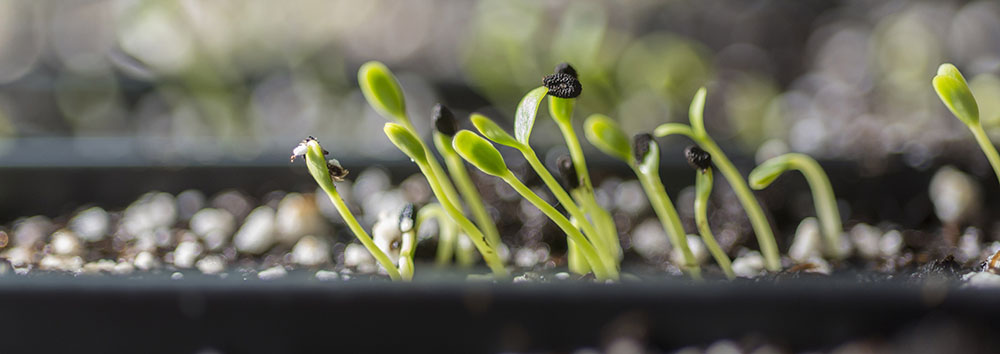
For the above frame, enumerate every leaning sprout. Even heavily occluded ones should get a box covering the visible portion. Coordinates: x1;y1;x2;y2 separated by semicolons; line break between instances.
685;145;735;279
653;88;781;271
452;130;618;280
585;115;700;278
749;153;845;259
471;113;617;275
291;137;401;281
384;123;509;278
430;104;503;250
933;63;1000;187
360;62;508;277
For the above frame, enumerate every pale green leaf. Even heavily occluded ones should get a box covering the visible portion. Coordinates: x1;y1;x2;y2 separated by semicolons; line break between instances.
583;114;631;162
933;64;979;125
453;130;508;177
384;123;426;164
471;113;523;149
748;157;791;189
514;86;549;145
359;61;407;122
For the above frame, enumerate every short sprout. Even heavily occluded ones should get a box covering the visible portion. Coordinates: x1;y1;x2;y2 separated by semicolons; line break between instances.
399;203;415;233
933;63;979;125
583;114;632;163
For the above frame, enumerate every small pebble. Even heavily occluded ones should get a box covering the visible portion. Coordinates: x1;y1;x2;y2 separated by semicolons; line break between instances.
344;243;376;274
211;190;253;221
176;190;206;221
929;166;980;225
82;259;117;274
705;340;741;354
614;180;648;214
50;229;82;256
12;216;52;247
170;271;183;280
258;265;287;280
963;271;1000;288
39;255;83;272
400;173;431;204
2;247;34;267
189;208;236;251
850;223;882;260
113;262;135;275
275;193;326;245
554;272;571;280
173;240;203;268
789;217;822;263
315;270;339;281
372;210;403;264
631;218;671;261
879;230;903;258
732;250;766;278
957;228;981;263
69;207;109;242
121;192;178;236
291;235;331;266
670;235;708;266
134;251;159;271
233;206;276;255
514;247;540;268
196;255;225;274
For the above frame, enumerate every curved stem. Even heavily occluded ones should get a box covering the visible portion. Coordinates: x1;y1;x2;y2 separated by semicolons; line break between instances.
550;108;621;262
785;154;844;259
970;123;1000;187
318;184;402;281
696;137;781;271
521;148;617;272
501;171;617;280
416;161;509;278
635;167;702;279
440;141;503;249
417;203;458;267
695;169;734;279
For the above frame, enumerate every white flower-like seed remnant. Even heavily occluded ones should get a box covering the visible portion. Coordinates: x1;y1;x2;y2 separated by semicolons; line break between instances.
289;136;328;163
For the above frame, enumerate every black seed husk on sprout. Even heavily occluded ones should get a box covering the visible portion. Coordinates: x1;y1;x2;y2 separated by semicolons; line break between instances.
432;103;458;136
556;155;580;190
543;73;582;99
327;159;350;182
633;133;654;164
555;62;578;78
685;145;712;171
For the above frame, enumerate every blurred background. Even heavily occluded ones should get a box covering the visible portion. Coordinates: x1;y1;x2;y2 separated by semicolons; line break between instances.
0;0;998;172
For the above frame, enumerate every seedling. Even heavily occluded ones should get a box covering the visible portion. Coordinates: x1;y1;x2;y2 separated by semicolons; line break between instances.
431;104;503;249
749;153;844;259
654;88;781;271
291;137;402;281
933;63;1000;186
539;63;621;262
398;203;417;280
583;115;700;278
686;146;735;279
471;113;617;274
384;123;509;278
414;202;474;267
452;130;618;280
360;62;508;278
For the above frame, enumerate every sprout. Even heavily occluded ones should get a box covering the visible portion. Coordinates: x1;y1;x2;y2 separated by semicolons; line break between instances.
932;63;1000;187
385;125;509;278
654;87;781;272
361;62;507;278
358;61;407;123
584;114;631;163
398;203;417;280
749;153;845;259
452;129;618;280
291;137;401;281
472;113;617;275
687;148;735;279
514;86;549;145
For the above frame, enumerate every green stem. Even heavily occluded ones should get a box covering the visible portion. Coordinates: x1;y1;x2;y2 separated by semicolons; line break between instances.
694;169;734;279
437;134;503;249
784;154;844;259
399;227;416;281
417;203;457;267
635;167;702;279
416;161;509;278
970;123;1000;187
501;171;617;280
521;148;617;272
549;98;621;262
317;184;402;281
696;137;781;271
